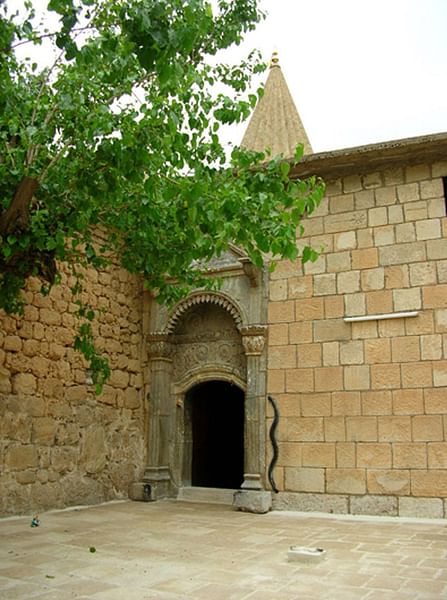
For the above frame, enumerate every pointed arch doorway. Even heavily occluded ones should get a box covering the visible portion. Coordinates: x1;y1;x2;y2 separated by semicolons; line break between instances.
184;380;244;489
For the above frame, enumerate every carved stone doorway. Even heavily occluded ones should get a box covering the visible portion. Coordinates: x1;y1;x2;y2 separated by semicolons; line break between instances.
184;380;244;489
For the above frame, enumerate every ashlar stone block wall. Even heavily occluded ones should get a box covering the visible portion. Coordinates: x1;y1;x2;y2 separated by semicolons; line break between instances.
268;161;447;518
0;263;147;516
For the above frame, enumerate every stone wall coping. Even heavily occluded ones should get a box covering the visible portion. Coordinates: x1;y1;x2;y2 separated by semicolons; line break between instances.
289;131;447;179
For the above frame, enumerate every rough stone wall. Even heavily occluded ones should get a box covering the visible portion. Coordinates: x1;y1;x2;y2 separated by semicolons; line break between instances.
0;262;147;516
267;161;447;518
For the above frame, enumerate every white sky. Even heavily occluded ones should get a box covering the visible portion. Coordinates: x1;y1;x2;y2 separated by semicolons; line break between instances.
14;0;447;153
225;0;447;152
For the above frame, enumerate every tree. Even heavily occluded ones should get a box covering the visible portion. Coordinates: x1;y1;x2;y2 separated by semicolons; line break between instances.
0;0;324;389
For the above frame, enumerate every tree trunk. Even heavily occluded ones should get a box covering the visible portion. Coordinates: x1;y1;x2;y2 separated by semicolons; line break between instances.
0;176;39;236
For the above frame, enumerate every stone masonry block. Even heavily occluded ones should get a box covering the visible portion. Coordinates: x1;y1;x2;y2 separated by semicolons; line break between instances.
391;336;420;362
324;416;348;443
357;228;374;248
423;285;447;309
398;497;444;519
361;268;385;291
269;280;287;301
273;492;348;514
350;495;397;516
409;262;437;286
332;391;361;416
361;391;392;415
313;319;350;343
297;344;321;368
364;339;391;364
302;443;336;467
424;388;446;413
344;366;370;390
370;364;401;389
363;172;382;189
287;417;323;442
7;445;39;470
340;341;364;365
427;443;447;468
397;182;419;202
295;298;325;321
303;254;326;275
380;242;426;266
342;292;366;316
384;265;409;289
12;373;37;395
420;178;444;199
356;443;391;468
426;239;447;260
393;443;427;468
412;415;444;441
404;201;428;221
421;334;443;360
366;290;393;314
278;442;302;467
327;252;351;273
336;443;356;467
324;211;367;234
337;271;360;294
411;470;447;497
329;193;354;214
288;275;313;299
433;361;447;387
313;274;336;296
269;324;289;346
367;470;410;495
284;467;325;493
285;368;314;393
392;389;424;415
368;207;388;227
334;231;357;251
401;362;433;388
267;370;285;394
375;186;398;206
373;225;395;246
346;416;377;441
351;248;378;270
300;393;331;417
378;416;411;441
326;468;366;495
314;366;344;392
324;295;344;318
322;342;339;366
415;218;441;240
268;346;296;370
388;205;404;223
268;300;295;323
289;321;313;344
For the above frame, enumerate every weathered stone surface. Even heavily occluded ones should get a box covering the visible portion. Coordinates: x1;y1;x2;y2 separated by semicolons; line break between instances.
273;491;348;514
350;495;397;516
233;490;272;514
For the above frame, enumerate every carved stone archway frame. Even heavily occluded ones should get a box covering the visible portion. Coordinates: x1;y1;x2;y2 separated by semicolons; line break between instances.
131;250;271;512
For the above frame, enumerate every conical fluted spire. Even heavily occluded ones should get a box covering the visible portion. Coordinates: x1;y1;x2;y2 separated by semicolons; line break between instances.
240;53;312;157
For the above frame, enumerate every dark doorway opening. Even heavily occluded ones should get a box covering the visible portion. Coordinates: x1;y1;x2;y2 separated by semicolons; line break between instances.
185;381;244;489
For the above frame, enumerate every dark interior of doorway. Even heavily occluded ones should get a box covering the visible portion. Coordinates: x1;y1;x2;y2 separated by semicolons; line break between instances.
186;380;244;489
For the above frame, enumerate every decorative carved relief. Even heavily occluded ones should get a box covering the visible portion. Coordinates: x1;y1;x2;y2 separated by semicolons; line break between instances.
165;292;244;333
147;333;174;360
240;325;267;356
170;303;246;382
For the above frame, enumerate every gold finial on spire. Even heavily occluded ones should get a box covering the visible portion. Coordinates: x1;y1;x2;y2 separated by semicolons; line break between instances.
270;51;279;68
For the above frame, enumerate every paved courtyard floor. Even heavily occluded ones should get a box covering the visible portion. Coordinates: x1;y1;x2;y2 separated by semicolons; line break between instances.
0;499;446;599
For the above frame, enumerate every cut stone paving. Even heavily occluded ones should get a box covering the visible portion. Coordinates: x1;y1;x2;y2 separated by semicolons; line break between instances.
0;500;446;599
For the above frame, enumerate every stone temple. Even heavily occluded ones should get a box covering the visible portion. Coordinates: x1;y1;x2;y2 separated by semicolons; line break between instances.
1;55;447;518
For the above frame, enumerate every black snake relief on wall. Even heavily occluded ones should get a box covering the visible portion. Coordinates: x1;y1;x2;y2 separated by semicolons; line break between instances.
267;395;279;494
